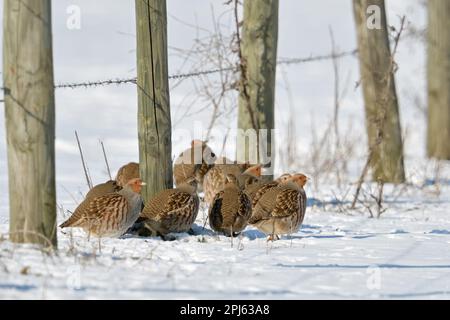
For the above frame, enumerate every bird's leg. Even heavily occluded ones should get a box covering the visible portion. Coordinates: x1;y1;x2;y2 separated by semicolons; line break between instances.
267;234;280;242
87;219;92;242
98;236;102;254
267;223;276;242
230;226;233;248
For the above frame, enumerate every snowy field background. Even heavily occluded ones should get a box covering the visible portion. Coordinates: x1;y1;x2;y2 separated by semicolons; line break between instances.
1;0;450;299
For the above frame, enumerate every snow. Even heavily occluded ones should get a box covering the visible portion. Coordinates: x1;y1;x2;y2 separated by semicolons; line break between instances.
1;174;450;299
1;0;450;300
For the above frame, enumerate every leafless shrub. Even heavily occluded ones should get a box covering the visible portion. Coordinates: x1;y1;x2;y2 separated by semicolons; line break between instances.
278;27;358;193
355;181;387;218
170;5;239;143
351;16;407;209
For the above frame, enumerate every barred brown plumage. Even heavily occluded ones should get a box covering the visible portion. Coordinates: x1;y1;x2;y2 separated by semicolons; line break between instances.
208;174;252;237
61;180;122;229
173;140;216;192
244;173;292;207
85;180;122;199
249;174;308;241
139;177;200;236
60;178;145;238
203;162;259;204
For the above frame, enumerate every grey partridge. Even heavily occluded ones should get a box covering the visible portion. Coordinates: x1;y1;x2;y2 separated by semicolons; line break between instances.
60;178;145;238
208;174;252;237
115;162;140;187
85;180;121;199
173;140;216;192
245;173;292;207
203;161;257;204
249;174;308;240
61;180;122;231
139;177;200;236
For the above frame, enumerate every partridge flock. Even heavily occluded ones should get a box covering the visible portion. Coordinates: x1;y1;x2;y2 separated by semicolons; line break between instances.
61;140;308;241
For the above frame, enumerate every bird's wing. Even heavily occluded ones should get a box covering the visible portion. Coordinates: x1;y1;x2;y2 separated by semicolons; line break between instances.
248;188;279;224
271;189;300;218
85;181;121;199
237;191;252;220
84;194;129;222
60;198;89;228
163;191;197;215
158;191;199;231
61;194;128;228
251;181;279;206
208;190;225;230
249;187;300;224
141;189;178;219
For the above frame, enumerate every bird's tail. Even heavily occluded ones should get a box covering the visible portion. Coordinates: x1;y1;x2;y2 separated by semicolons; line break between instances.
59;211;80;228
208;198;223;231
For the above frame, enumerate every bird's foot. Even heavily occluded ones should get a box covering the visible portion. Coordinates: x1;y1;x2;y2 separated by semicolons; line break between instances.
267;234;280;242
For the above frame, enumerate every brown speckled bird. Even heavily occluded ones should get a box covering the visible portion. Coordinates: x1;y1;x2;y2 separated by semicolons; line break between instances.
208;174;252;237
249;174;308;241
244;173;292;207
173;140;216;192
60;178;145;238
85;180;122;199
203;161;258;204
115;162;140;187
139;177;200;236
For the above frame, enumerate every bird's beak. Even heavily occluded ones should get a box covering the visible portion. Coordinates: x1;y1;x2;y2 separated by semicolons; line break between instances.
140;182;147;186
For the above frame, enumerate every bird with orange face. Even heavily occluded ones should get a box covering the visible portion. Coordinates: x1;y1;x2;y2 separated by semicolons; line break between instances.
244;173;292;207
249;173;308;241
60;178;145;238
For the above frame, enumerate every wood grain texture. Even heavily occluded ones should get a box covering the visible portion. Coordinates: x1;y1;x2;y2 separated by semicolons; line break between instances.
236;0;278;180
3;0;57;246
353;0;405;182
427;0;450;159
135;0;173;202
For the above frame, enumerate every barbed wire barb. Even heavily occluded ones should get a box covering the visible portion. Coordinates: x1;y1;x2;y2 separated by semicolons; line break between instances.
0;48;357;93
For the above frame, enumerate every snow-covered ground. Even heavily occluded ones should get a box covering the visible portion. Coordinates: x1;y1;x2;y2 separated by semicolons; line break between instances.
1;170;449;299
1;0;450;300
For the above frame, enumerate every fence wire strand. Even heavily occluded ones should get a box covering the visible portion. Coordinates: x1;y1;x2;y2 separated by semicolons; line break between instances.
0;49;357;96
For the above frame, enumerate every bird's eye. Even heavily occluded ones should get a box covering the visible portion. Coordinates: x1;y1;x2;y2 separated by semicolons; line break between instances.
211;152;216;158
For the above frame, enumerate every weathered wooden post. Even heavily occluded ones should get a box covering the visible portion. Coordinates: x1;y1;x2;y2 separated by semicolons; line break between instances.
427;0;450;160
237;0;278;180
353;0;405;183
3;0;57;246
135;0;173;202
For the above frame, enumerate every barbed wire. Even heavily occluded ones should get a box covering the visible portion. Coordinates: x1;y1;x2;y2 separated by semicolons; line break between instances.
54;77;137;89
278;49;357;65
0;48;357;95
